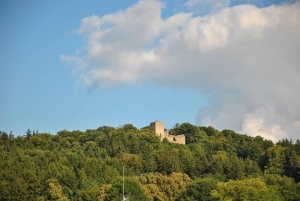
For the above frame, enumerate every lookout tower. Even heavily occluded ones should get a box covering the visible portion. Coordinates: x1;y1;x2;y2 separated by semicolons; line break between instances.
149;121;185;144
150;121;165;140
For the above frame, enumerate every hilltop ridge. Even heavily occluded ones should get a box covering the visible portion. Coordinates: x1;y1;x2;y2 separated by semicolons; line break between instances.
1;122;300;200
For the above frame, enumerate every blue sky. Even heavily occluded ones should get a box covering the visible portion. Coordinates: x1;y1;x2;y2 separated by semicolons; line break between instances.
1;0;299;142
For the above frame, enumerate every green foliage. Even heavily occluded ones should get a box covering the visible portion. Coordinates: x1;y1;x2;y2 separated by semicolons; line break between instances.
264;146;286;175
188;144;210;178
1;123;300;200
181;176;218;201
138;172;192;201
48;178;69;201
170;122;207;144
211;178;281;201
263;174;300;200
105;177;150;201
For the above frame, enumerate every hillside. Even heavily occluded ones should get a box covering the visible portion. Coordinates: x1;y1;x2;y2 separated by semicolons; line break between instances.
1;123;300;200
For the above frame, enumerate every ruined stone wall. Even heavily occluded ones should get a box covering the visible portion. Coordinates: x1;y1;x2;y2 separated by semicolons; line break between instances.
150;121;185;144
165;134;186;145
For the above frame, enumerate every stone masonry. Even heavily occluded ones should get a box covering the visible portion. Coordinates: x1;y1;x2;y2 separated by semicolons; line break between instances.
150;121;185;145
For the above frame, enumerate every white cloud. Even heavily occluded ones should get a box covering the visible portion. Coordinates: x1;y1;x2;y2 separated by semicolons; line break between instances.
62;0;300;142
241;117;286;143
240;104;287;142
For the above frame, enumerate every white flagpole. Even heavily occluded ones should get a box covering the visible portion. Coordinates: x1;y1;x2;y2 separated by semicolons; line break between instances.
123;166;125;200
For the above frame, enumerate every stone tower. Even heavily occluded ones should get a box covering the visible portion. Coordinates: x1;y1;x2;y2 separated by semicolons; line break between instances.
150;121;165;140
149;121;186;144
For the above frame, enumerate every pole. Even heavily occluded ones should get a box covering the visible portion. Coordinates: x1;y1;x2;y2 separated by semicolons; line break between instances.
123;166;124;200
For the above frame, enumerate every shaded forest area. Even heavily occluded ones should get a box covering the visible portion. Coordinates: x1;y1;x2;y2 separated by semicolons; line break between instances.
1;123;300;200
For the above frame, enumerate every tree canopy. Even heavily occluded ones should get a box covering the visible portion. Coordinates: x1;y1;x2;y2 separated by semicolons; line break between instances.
1;124;300;200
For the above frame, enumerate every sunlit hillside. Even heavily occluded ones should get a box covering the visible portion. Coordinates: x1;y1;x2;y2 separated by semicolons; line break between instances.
1;123;300;200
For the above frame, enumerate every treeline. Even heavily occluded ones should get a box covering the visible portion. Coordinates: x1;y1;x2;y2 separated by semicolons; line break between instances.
1;123;300;200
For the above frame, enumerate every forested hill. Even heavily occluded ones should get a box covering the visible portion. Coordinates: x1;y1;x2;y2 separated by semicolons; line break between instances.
1;123;300;200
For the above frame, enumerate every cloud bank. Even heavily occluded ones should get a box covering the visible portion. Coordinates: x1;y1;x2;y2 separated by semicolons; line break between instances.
61;0;300;142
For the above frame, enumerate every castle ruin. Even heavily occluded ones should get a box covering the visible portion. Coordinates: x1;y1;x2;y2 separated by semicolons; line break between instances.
150;121;185;145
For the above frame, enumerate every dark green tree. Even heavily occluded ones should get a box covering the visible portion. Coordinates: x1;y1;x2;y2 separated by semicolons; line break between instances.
181;177;218;201
105;177;150;201
26;128;32;139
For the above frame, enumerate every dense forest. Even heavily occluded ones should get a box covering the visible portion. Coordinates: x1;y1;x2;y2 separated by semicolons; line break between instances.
1;123;300;200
